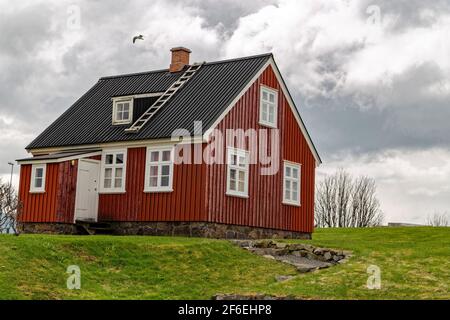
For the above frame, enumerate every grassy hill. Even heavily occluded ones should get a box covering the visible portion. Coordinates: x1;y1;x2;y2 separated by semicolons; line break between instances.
0;227;448;299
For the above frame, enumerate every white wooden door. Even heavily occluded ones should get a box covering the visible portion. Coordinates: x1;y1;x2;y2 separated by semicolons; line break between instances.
74;159;100;222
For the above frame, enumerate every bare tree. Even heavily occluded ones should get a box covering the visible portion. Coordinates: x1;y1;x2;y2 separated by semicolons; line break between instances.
427;212;449;227
315;169;383;228
0;179;20;234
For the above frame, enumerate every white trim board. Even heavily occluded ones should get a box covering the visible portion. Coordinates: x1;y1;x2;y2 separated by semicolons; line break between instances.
17;151;102;165
203;57;322;167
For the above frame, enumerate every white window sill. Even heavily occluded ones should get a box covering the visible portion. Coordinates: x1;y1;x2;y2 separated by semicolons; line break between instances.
144;189;173;193
226;192;249;199
112;121;132;126
258;121;277;129
282;201;301;207
29;190;45;194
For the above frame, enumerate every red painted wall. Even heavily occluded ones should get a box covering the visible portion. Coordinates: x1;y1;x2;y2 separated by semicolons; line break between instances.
205;65;315;233
18;160;78;223
98;146;207;222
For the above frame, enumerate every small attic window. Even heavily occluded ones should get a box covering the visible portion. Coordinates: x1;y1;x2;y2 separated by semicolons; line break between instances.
112;98;133;125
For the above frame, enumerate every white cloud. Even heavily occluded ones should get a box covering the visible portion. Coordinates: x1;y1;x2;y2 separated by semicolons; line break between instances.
224;0;450;108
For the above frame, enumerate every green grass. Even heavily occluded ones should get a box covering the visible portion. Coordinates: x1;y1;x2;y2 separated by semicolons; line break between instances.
0;227;448;299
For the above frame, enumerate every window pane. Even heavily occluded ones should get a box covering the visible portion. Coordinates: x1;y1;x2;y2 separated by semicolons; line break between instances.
117;103;123;112
150;166;158;176
285;189;290;200
263;91;268;101
149;177;158;187
238;181;245;192
230;180;236;191
116;153;124;164
269;93;275;103
105;155;113;165
238;170;245;182
104;168;112;178
35;168;43;178
35;178;42;188
239;156;246;166
161;165;170;176
151;151;159;162
285;166;291;177
285;180;291;191
161;176;169;187
230;154;237;165
115;168;123;178
292;181;298;193
292;168;298;179
230;169;236;180
104;178;112;188
292;191;298;201
162;151;171;161
122;111;129;120
122;103;129;111
114;178;122;188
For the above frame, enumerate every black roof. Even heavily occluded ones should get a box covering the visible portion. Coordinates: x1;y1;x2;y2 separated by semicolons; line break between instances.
27;54;272;150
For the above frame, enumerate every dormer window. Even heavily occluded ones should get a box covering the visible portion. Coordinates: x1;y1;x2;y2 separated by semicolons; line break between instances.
113;98;133;125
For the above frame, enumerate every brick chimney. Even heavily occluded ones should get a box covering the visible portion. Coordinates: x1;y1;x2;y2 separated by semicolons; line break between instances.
169;47;191;73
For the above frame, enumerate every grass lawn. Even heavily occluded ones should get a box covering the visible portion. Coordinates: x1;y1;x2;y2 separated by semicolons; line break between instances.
0;227;448;299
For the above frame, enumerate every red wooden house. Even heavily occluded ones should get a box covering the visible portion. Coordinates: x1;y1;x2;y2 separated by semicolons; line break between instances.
17;48;321;238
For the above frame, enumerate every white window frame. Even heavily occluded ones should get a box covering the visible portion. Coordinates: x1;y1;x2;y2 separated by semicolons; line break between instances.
30;164;46;193
259;85;278;128
283;161;301;206
99;149;127;194
226;147;249;198
112;98;133;125
144;146;174;193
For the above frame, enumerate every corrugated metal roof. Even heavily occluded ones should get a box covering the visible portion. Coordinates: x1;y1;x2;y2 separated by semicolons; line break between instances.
27;54;272;150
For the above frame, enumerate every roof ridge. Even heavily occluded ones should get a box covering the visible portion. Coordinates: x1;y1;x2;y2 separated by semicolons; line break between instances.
99;53;273;81
203;52;273;66
99;68;172;81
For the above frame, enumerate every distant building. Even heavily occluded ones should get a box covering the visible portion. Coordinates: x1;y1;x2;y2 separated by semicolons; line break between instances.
388;222;425;227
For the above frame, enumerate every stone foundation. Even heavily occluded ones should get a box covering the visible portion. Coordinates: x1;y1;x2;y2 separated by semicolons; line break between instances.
18;222;79;235
107;221;311;239
18;221;311;239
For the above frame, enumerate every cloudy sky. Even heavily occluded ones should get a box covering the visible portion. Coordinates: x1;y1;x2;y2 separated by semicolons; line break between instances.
1;0;449;224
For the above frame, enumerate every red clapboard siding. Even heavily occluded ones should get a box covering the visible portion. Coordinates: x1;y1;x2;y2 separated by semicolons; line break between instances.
205;65;315;233
18;163;57;222
18;161;79;223
97;145;207;222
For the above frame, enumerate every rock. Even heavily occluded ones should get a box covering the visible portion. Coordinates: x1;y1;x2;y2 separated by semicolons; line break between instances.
276;242;288;249
323;251;333;261
296;265;316;273
292;250;307;257
313;248;324;255
254;239;274;248
333;255;343;262
262;254;275;260
275;275;295;282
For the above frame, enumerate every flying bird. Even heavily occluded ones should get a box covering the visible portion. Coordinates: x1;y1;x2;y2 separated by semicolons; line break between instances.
133;35;144;44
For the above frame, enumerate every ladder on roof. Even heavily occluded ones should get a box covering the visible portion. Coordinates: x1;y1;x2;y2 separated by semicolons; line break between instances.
125;63;204;133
